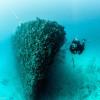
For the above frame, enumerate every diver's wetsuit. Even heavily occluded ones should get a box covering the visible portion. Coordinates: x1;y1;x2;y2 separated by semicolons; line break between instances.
70;39;85;54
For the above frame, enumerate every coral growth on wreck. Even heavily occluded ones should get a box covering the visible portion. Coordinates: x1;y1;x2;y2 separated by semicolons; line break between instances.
12;18;66;100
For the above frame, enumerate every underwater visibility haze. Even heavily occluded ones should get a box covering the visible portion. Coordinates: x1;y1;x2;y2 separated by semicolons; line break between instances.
0;0;100;100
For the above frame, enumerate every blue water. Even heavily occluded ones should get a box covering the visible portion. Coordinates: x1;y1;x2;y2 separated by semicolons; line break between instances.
0;0;100;100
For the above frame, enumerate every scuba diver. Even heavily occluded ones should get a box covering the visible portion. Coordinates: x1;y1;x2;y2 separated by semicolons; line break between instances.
69;38;86;54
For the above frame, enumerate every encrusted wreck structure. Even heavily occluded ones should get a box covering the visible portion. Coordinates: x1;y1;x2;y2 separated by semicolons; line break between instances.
12;18;66;100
